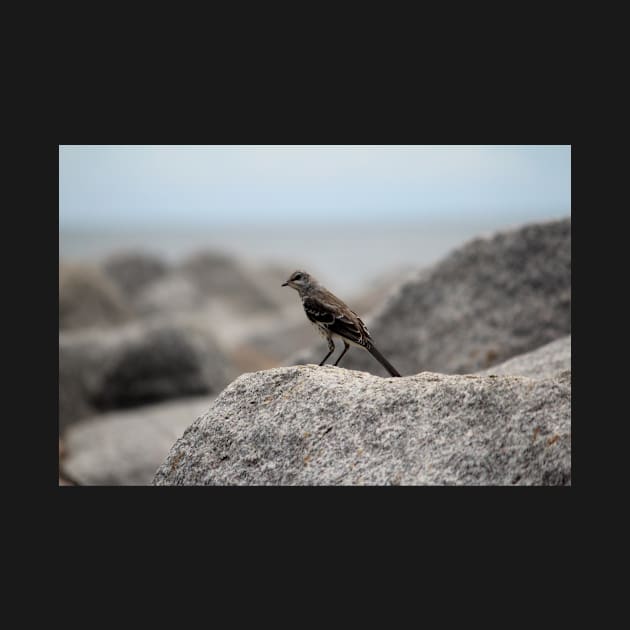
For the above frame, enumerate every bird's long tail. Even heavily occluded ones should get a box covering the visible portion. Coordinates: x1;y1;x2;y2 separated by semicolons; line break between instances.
368;345;401;377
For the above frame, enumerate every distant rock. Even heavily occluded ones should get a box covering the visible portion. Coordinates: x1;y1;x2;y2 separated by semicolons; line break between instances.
134;252;280;319
288;218;571;376
59;263;130;330
179;251;278;313
154;360;571;486
59;320;233;429
232;319;317;368
59;329;106;428
103;251;168;299
135;274;203;316
130;254;317;373
477;335;570;379
345;266;414;317
60;395;214;485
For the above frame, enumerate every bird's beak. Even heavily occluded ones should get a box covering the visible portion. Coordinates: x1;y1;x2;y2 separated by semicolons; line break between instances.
281;281;288;287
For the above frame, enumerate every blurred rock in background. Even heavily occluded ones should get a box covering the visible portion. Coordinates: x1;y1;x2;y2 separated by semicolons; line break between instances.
59;319;233;430
60;395;214;485
476;335;571;380
103;251;168;300
59;263;131;330
178;251;279;313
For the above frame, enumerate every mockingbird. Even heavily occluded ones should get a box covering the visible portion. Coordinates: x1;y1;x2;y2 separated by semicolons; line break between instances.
282;270;401;377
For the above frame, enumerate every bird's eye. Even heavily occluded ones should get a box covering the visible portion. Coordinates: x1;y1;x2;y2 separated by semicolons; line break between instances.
293;273;302;281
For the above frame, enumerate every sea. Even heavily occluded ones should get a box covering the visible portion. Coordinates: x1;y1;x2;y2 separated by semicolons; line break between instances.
59;215;566;296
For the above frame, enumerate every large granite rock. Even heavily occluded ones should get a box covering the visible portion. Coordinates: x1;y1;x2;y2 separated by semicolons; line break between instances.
59;319;233;429
59;263;130;330
60;395;214;485
153;359;571;486
288;218;571;377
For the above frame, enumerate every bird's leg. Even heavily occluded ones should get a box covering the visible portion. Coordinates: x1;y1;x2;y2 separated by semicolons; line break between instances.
318;336;335;366
334;340;350;366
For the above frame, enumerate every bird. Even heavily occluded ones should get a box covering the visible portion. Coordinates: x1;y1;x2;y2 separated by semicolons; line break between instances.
282;270;401;377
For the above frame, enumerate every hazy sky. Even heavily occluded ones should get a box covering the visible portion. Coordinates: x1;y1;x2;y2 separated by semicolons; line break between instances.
59;145;571;229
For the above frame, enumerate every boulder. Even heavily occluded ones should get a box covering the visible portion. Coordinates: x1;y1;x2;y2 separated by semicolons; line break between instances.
131;254;326;370
135;252;280;319
232;318;318;368
287;217;571;377
59;263;130;330
59;328;107;429
135;274;204;316
59;319;233;429
102;251;168;299
60;395;214;485
343;266;414;317
178;251;278;313
153;361;571;486
477;335;570;379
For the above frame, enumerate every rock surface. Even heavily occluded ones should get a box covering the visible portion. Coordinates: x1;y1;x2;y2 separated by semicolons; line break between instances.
59;319;233;429
61;396;214;485
59;263;130;330
153;359;571;486
288;218;571;377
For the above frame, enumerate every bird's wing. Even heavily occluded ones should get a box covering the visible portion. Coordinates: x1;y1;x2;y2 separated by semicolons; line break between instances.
302;296;370;346
302;296;336;325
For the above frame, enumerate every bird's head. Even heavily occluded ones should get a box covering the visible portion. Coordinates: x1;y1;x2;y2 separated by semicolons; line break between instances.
282;270;315;293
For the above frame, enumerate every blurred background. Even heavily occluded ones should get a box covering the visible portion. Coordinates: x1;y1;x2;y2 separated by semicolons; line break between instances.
59;145;571;484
